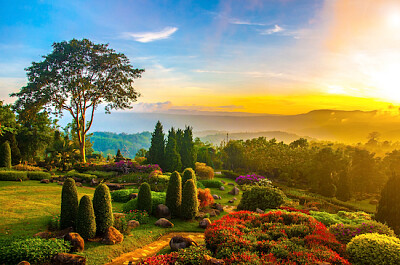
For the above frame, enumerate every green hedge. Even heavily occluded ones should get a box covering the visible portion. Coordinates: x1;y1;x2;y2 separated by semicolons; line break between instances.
148;174;170;192
85;170;118;179
123;191;166;215
0;171;28;181
111;188;139;203
27;171;51;180
181;179;198;220
309;211;372;227
220;170;240;180
237;185;285;211
66;170;97;181
199;179;223;188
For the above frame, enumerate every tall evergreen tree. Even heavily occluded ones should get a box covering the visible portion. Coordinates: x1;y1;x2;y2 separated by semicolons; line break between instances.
93;184;114;235
165;171;182;217
336;170;351;201
180;126;196;169
176;128;184;155
148;121;165;168
76;195;96;240
60;178;79;229
0;141;12;169
376;173;400;234
164;128;182;172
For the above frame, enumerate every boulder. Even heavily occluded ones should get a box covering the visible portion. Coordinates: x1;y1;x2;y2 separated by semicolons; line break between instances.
90;179;98;187
52;253;86;265
34;231;53;239
127;220;140;229
256;208;264;214
54;227;74;239
232;197;237;201
209;209;218;217
214;204;224;212
106;183;123;190
40;179;50;184
228;200;234;203
155;204;171;219
17;261;30;265
228;186;240;195
202;255;225;265
212;194;220;200
75;182;83;187
169;236;197;251
199;218;212;229
219;186;225;191
155;218;174;228
129;193;138;200
102;227;124;245
65;232;84;252
220;180;226;184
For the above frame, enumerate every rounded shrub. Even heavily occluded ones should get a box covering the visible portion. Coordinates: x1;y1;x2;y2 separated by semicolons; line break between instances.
182;168;196;188
60;178;79;229
76;195;96;240
237;185;285;211
137;182;152;214
0;141;11;169
181;179;198;219
93;183;114;235
165;171;182;217
347;233;400;265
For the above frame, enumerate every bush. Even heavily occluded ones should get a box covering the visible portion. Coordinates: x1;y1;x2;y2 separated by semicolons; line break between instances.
76;195;96;239
125;209;150;224
176;245;212;265
0;237;71;265
60;178;79;229
12;164;42;171
111;188;138;203
182;168;196;187
93;183;114;235
347;233;400;265
165;171;182;217
138;253;178;265
85;170;118;179
310;211;372;227
0;141;11;169
181;179;198;219
48;214;60;231
27;171;51;180
198;188;214;209
148;174;170;192
235;174;265;185
220;170;240;180
195;162;214;180
0;171;28;181
137;182;152;214
66;170;97;182
122;192;166;215
376;174;400;234
199;179;223;188
237;185;285;211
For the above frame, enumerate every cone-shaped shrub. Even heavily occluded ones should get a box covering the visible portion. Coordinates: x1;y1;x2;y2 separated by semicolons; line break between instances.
137;182;152;214
181;179;198;219
182;168;196;188
165;171;182;217
0;141;11;169
76;195;96;239
60;178;79;229
93;184;113;235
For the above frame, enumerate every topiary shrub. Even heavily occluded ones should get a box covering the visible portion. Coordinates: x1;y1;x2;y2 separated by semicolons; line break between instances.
181;179;198;219
182;168;196;188
0;141;11;169
165;171;182;217
111;188;138;203
195;162;214;180
27;171;51;180
0;171;28;181
148;174;170;192
66;170;97;182
199;179;223;188
76;195;96;240
93;183;114;235
237;185;285;211
137;182;152;214
347;233;400;265
122;191;165;215
60;178;79;229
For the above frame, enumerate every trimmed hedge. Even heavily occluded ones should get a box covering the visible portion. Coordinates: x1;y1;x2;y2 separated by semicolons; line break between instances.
93;184;114;235
66;170;97;181
27;171;51;180
122;192;166;215
0;141;11;169
111;188;138;203
0;171;28;181
60;178;78;229
182;168;196;187
148;174;170;192
76;195;96;240
181;179;198;220
137;182;152;214
85;170;118;179
220;170;240;180
165;171;182;217
199;179;223;188
237;185;285;211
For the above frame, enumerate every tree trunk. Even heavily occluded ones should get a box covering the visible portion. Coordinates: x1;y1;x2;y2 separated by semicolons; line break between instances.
80;136;86;163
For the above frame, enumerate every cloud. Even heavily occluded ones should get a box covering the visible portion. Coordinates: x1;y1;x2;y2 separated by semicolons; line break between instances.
131;101;173;112
193;69;283;78
228;18;266;26
122;27;178;43
261;24;284;35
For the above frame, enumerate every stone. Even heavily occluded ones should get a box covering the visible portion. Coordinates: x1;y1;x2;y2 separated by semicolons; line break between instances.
155;218;174;228
219;186;225;191
228;186;240;195
65;232;85;252
256;208;264;214
169;236;197;251
228;183;235;186
75;182;83;187
40;179;49;184
214;209;220;215
202;255;225;265
54;227;74;239
209;209;217;217
232;197;237;201
90;179;98;187
102;227;124;245
228;200;234;203
17;262;30;265
129;193;138;200
212;194;220;200
199;218;212;229
127;220;140;229
113;212;126;220
52;253;86;265
196;211;207;219
155;204;171;219
34;231;53;239
214;204;224;212
220;180;226;184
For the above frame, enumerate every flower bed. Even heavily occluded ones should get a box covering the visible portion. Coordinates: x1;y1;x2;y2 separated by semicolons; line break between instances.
235;174;265;185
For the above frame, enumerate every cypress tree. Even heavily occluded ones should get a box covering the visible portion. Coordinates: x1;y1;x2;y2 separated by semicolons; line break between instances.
165;171;182;217
376;173;400;234
148;121;165;169
176;128;184;154
164;128;182;172
182;168;196;188
336;170;351;201
93;184;113;235
115;149;124;162
0;141;11;169
76;195;96;239
181;179;198;219
60;178;79;229
180;126;196;169
137;182;152;214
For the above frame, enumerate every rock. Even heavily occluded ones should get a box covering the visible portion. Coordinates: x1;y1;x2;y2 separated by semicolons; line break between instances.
58;181;64;185
221;180;226;184
209;210;217;217
219;186;225;191
90;179;98;187
228;186;240;195
106;183;123;190
52;253;86;265
113;213;126;220
212;194;220;200
34;231;53;239
155;218;174;228
127;220;140;229
214;204;224;212
256;208;264;214
228;183;235;186
40;179;50;184
232;197;237;201
155;204;171;219
65;232;84;252
202;255;225;265
214;209;220;215
196;211;207;219
228;200;234;203
54;227;74;239
75;182;83;187
17;261;30;265
129;193;138;200
102;227;124;245
199;218;212;229
169;236;197;251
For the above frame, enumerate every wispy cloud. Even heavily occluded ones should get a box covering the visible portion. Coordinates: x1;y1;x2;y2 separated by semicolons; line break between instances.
193;69;283;78
228;18;266;26
261;24;284;35
122;27;178;43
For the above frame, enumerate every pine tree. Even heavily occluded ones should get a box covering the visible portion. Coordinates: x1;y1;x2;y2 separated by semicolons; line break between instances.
93;184;113;235
181;179;198;219
137;182;152;214
76;195;96;239
164;128;182;172
176;128;184;155
0;141;11;169
182;168;196;188
165;171;182;217
336;170;351;201
180;126;196;169
115;149;124;162
376;173;400;234
148;121;165;169
60;178;79;229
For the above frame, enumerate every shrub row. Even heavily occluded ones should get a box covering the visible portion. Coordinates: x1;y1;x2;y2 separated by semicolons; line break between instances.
309;210;372;227
0;171;28;181
199;179;223;188
123;191;166;215
237;185;286;211
66;170;97;182
27;171;51;180
111;188;139;203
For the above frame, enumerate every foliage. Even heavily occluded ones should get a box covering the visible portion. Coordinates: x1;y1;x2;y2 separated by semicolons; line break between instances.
237;185;285;211
138;252;179;265
235;174;265;185
347;233;400;265
93;183;114;235
148;121;165;169
0;237;71;265
165;171;182;217
182;167;196;188
122;191;166;215
164;127;182;172
26;171;51;180
0;141;11;169
76;195;96;239
12;164;42;171
125;209;150;224
45;132;78;171
103;160;161;174
195;162;214;180
48;214;60;231
60;178;78;229
0;171;28;181
220;170;241;180
197;188;214;209
66;170;97;181
181;179;198;219
309;211;372;227
336;170;352;201
176;245;212;265
85;170;118;179
148;173;170;192
137;182;152;214
180;126;196;169
199;179;223;188
111;188;138;203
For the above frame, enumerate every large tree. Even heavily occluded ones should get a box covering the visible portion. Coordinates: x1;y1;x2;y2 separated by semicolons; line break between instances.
12;38;144;163
147;121;165;168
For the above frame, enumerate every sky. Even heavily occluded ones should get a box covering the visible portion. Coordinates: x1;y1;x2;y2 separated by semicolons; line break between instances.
1;0;400;115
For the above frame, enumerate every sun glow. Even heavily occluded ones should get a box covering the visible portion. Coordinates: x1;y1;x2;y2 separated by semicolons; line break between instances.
386;11;400;28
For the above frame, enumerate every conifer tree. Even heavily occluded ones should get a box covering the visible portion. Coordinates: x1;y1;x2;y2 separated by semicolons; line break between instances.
376;173;400;234
148;121;165;169
60;178;79;229
181;179;198;219
93;184;113;235
164;127;182;172
165;171;182;217
336;170;351;201
76;195;96;239
115;149;124;162
0;141;11;169
176;128;184;154
182;168;196;188
180;126;196;169
137;182;152;214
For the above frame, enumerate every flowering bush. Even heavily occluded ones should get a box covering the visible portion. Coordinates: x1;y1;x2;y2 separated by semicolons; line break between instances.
138;252;179;265
235;174;265;185
48;214;60;231
280;206;310;215
237;185;286;211
125;209;150;224
103;160;161;174
176;245;212;265
310;210;372;227
205;210;350;264
198;188;215;209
